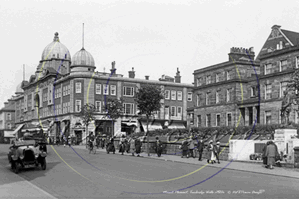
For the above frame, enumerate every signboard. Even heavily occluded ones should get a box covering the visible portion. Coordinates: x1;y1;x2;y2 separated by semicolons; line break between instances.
274;129;297;155
4;131;15;138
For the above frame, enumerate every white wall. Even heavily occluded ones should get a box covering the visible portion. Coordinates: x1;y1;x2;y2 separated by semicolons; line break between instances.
229;140;267;161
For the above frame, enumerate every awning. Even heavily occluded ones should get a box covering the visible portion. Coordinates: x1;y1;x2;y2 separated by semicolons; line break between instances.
121;122;137;127
140;121;162;131
12;124;25;136
168;122;186;129
62;117;70;122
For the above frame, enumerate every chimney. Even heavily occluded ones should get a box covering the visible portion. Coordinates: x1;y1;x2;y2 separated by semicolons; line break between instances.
271;25;281;30
110;61;116;74
145;76;149;80
228;47;255;61
175;68;181;83
4;102;8;107
129;67;135;78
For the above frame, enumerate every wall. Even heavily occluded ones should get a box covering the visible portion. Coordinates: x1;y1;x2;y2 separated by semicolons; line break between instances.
228;140;267;161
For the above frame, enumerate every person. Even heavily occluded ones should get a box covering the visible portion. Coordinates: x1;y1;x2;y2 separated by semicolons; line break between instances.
129;136;136;156
155;136;163;157
135;137;142;157
119;135;126;155
88;135;94;152
125;137;130;153
68;136;71;147
266;140;276;169
181;136;189;158
96;136;100;149
207;140;216;164
188;136;195;158
262;141;269;167
214;141;221;164
197;138;204;161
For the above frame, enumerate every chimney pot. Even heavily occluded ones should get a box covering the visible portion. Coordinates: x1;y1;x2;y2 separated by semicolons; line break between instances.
145;76;149;80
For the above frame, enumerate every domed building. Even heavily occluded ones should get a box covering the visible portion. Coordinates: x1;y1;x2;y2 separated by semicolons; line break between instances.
36;32;71;77
70;47;96;72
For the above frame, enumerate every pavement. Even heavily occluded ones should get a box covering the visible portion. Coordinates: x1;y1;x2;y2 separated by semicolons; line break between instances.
72;145;299;179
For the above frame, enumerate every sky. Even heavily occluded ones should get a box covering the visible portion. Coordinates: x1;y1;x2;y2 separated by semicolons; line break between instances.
0;0;298;108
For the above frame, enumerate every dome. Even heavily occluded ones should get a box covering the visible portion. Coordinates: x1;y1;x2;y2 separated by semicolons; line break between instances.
41;32;71;61
15;82;24;94
71;48;95;67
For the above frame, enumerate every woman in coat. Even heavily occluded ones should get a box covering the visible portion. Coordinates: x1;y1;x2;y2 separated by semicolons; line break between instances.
266;141;276;169
135;138;142;157
119;135;126;155
181;138;189;158
188;137;195;158
207;140;216;164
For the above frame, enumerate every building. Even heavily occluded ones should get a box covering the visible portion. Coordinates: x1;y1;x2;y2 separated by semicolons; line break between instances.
0;100;16;143
189;25;299;129
9;32;193;144
189;47;260;128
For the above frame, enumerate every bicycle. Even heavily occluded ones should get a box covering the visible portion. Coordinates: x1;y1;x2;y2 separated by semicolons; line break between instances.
88;143;96;154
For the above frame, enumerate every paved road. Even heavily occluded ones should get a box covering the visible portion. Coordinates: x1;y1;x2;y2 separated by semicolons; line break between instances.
0;144;298;199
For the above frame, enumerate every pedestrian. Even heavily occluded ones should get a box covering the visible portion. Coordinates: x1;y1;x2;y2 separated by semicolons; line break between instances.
181;136;189;158
129;137;136;156
68;136;71;147
125;137;130;153
207;140;216;164
214;141;221;164
188;136;195;158
119;135;126;155
262;141;269;167
135;137;142;157
266;140;276;169
155;136;163;157
197;138;204;161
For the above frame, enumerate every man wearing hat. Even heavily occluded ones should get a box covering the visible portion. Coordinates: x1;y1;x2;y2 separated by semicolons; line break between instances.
214;141;221;164
197;138;204;161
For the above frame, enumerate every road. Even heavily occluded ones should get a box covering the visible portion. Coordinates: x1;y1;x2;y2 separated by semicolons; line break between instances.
0;144;298;199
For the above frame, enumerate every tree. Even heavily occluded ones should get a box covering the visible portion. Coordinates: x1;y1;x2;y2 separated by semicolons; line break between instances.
135;84;164;156
103;97;123;137
79;103;96;142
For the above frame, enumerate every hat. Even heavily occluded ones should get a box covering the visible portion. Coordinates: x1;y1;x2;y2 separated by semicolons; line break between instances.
209;140;213;143
217;142;220;144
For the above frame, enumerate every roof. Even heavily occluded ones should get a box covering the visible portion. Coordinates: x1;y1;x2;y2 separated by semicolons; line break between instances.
281;29;299;46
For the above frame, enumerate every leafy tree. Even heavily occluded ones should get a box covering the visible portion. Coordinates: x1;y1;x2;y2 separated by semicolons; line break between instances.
135;84;164;156
103;97;124;137
286;68;299;106
79;103;96;141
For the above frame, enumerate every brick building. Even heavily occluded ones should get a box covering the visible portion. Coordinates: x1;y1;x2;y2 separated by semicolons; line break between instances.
189;25;299;129
8;32;193;144
0;100;15;143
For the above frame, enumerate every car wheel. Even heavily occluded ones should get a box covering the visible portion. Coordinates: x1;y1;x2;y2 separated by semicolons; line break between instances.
41;158;46;170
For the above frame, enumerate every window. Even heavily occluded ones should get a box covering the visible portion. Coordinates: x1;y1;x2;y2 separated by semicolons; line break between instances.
187;92;192;101
294;110;299;123
206;92;209;105
280;82;288;98
75;82;81;93
189;113;194;125
280;60;287;72
95;101;101;112
206;114;211;127
216;114;221;127
264;64;272;75
67;85;70;95
63;86;66;96
177;106;182;116
216;73;220;83
197;77;202;86
265;84;272;99
216;91;219;104
103;85;109;95
227;89;231;102
177;91;182;101
296;56;299;69
265;111;272;124
251;86;257;97
7;123;11;129
165;90;170;99
206;75;211;84
165;106;169;119
197;94;200;106
110;85;116;96
96;84;101;94
75;100;81;112
197;115;201;127
123;86;134;97
123;103;134;115
171;90;176;100
7;113;11;120
278;110;282;124
171;106;176;116
227;113;232;126
226;71;230;80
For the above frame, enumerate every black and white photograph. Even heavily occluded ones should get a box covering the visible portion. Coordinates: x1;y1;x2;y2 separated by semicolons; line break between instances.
0;0;299;198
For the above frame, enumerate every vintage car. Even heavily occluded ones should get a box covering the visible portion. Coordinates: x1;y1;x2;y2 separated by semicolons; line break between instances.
7;140;47;174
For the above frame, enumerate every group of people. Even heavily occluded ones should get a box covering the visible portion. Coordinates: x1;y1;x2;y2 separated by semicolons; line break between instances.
118;135;143;156
262;140;280;169
181;136;221;164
